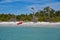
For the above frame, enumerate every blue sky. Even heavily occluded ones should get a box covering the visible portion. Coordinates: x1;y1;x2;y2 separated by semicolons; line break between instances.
0;0;60;15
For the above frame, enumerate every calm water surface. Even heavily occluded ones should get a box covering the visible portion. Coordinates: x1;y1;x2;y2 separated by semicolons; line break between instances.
0;26;60;40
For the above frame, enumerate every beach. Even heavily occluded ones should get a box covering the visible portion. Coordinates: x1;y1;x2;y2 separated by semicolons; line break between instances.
0;22;60;27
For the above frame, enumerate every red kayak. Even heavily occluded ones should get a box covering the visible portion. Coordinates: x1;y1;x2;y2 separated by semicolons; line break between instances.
17;22;23;25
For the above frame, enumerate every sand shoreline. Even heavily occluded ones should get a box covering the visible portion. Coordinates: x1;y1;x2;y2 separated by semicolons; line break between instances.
0;22;60;25
21;22;60;27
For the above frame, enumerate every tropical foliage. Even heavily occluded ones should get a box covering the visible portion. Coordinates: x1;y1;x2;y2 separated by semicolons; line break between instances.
0;6;60;22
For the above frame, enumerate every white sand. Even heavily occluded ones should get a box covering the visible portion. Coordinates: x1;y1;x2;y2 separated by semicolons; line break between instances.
0;22;60;27
0;22;60;25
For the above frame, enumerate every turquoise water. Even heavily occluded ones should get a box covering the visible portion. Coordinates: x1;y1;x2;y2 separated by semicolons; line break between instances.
0;26;60;40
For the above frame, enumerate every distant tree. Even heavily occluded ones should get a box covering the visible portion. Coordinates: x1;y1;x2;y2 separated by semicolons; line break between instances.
0;6;60;22
55;11;60;17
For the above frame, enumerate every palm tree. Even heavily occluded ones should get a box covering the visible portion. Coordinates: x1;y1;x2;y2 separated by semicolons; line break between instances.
31;7;37;22
43;6;52;22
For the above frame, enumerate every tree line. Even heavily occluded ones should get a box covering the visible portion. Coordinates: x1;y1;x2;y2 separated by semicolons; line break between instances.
0;6;60;22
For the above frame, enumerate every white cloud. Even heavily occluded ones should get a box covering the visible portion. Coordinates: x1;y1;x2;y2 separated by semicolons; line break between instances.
25;2;60;13
1;0;36;2
0;0;51;3
43;2;60;10
0;0;59;4
0;0;20;3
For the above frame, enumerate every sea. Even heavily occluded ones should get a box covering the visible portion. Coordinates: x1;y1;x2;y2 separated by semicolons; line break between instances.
0;25;60;40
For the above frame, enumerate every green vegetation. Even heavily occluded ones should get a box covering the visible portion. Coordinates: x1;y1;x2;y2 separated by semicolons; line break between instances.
0;6;60;22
